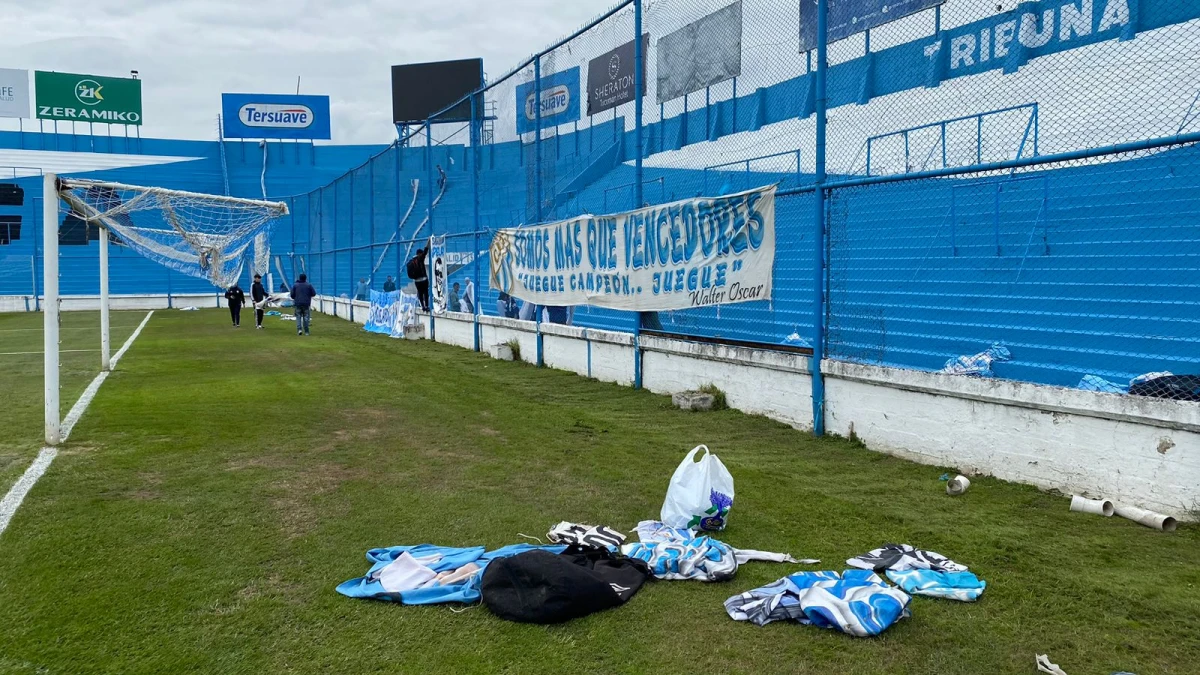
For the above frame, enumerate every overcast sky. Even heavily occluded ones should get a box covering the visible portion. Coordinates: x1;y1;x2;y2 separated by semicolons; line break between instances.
0;0;612;145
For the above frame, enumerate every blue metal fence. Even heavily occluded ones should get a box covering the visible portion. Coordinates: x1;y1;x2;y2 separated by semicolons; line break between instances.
285;0;1200;429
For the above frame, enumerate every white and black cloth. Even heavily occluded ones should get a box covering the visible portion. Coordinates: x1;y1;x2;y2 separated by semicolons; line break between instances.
547;521;627;549
846;543;967;573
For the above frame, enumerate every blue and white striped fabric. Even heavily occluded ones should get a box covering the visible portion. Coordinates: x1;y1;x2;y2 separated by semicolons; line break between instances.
885;570;986;602
942;343;1011;377
725;570;911;637
621;536;739;582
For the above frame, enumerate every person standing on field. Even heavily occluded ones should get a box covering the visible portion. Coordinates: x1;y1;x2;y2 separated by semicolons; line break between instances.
224;283;246;328
290;274;317;336
251;273;269;329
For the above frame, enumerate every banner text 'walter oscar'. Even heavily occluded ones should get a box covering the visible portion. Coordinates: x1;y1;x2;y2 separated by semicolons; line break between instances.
489;185;775;312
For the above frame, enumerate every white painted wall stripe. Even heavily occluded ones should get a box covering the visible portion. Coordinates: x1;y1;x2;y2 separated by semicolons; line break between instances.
0;310;154;539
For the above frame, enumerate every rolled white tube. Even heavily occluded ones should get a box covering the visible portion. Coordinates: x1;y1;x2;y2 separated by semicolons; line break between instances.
1114;504;1178;532
946;475;970;495
1070;496;1114;516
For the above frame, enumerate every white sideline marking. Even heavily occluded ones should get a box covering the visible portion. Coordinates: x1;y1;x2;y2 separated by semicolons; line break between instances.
61;311;154;441
0;310;153;539
0;448;58;537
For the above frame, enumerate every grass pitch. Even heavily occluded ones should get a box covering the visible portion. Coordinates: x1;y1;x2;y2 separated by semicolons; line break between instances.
0;308;1197;674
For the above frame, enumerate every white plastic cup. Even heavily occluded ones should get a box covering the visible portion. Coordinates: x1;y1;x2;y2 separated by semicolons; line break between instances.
1070;495;1115;517
946;475;971;496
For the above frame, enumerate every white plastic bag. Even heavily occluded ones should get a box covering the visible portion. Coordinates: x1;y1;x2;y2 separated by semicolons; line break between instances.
660;445;735;531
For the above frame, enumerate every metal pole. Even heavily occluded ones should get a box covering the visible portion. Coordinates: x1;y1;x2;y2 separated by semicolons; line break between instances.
535;55;544;367
811;0;829;436
32;200;40;312
941;123;948;169
99;224;111;371
43;174;60;446
1033;104;1040;156
977;115;983;165
634;0;644;389
472;92;482;351
427;122;436;339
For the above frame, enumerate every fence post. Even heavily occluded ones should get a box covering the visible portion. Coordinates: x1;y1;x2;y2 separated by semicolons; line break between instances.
811;0;829;436
427;122;436;341
349;171;356;323
633;0;645;389
534;55;544;367
333;184;339;300
471;92;481;351
32;199;41;312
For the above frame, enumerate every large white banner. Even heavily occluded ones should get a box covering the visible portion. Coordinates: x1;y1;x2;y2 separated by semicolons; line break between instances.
0;69;30;119
430;235;448;315
489;185;775;312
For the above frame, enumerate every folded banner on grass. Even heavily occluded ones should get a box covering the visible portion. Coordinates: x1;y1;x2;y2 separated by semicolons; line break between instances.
489;185;775;312
365;290;401;334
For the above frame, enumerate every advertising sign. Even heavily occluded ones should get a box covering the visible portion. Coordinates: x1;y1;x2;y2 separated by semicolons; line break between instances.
656;1;742;103
0;68;30;119
799;0;946;52
391;58;483;124
34;71;142;125
221;93;332;140
587;34;649;116
515;66;581;135
490;185;776;312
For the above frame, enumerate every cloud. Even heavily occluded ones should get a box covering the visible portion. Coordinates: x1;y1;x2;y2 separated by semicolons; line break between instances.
0;0;612;144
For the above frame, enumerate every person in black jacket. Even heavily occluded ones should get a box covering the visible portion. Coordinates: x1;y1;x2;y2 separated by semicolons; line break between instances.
407;248;430;312
289;274;318;336
251;273;270;329
224;283;246;328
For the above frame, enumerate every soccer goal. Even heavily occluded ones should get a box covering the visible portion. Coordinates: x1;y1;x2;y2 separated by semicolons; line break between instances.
41;173;289;445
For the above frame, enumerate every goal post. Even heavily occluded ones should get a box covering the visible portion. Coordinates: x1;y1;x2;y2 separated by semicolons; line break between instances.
42;174;289;446
43;174;60;446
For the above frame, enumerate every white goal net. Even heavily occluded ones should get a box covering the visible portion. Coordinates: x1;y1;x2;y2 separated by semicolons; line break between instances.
57;179;289;288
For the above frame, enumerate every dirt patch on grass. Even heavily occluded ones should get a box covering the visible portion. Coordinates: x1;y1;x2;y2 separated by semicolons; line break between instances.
226;455;290;472
269;462;369;539
323;407;398;445
476;426;507;443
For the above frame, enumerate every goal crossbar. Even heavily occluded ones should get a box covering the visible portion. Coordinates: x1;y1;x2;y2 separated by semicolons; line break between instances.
59;179;290;215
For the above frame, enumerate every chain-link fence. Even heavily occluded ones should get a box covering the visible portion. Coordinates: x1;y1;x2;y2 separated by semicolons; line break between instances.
289;0;1200;408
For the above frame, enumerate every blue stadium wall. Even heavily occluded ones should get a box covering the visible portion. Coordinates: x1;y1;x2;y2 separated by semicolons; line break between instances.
278;126;1199;390
2;121;1198;390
